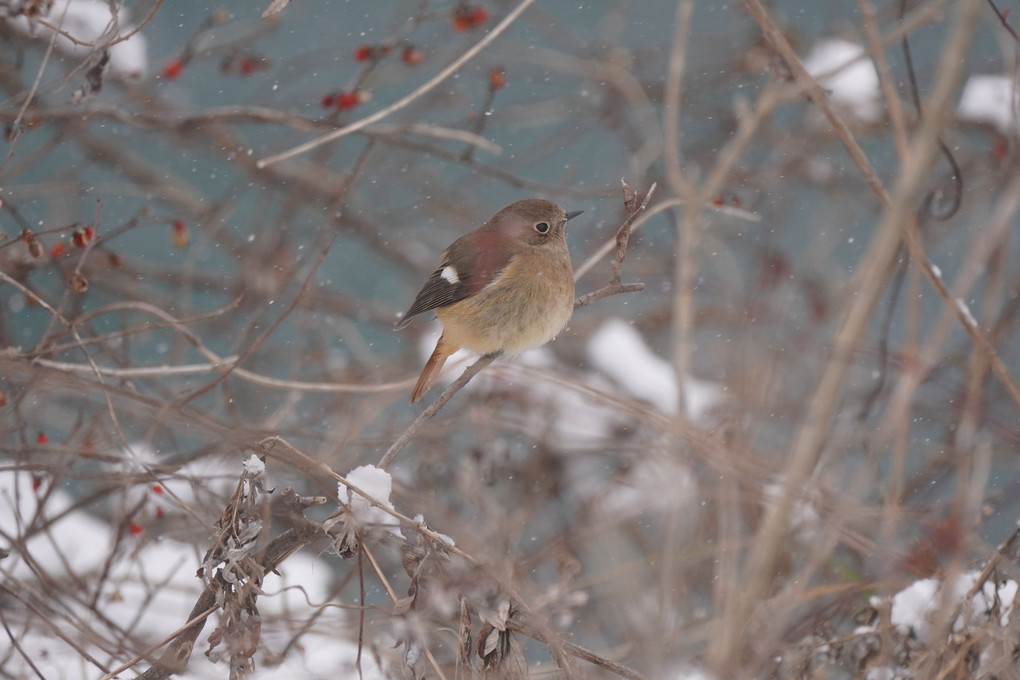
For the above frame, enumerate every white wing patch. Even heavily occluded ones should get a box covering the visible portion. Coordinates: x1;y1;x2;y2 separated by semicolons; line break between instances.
440;266;460;284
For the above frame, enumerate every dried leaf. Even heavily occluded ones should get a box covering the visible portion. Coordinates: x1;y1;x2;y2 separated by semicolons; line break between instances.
458;598;473;672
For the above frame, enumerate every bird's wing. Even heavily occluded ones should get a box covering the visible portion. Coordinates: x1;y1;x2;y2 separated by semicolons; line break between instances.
395;228;512;329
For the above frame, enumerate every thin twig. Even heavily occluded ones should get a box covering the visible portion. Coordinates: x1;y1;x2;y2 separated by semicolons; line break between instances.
257;0;539;168
508;619;648;680
611;182;657;286
377;353;497;469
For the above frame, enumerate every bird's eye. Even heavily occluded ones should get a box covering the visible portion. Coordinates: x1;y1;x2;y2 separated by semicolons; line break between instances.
534;222;550;234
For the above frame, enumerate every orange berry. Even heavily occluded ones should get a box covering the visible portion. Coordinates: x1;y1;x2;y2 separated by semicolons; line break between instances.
69;272;88;293
489;67;506;90
22;230;44;259
402;46;425;65
36;431;49;444
171;220;189;248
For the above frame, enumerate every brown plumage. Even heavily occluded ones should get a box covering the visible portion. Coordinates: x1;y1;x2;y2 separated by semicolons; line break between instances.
397;199;581;403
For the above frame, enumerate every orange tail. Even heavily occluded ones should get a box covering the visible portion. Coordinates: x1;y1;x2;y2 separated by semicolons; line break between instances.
411;334;458;404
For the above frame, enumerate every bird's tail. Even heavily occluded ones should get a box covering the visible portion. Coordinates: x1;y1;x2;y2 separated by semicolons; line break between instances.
411;334;458;404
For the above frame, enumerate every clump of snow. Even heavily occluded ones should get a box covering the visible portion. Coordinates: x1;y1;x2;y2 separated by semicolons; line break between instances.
587;318;726;421
802;38;881;123
8;0;149;78
242;453;265;476
958;75;1018;135
886;571;1018;644
343;465;403;539
890;577;941;643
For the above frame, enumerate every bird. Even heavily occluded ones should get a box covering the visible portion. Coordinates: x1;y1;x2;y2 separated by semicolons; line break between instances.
396;198;582;403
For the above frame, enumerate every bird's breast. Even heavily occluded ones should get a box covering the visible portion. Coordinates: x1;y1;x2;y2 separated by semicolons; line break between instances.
436;251;574;355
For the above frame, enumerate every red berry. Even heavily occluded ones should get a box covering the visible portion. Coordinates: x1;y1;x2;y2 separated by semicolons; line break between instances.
0;390;6;407
108;252;123;267
321;93;336;108
993;137;1009;161
712;196;724;207
36;432;49;444
469;6;489;24
336;91;361;110
71;226;94;248
239;58;258;75
152;484;163;494
154;507;165;520
129;522;144;535
32;475;42;491
452;4;489;30
163;60;185;80
50;242;68;258
354;45;373;61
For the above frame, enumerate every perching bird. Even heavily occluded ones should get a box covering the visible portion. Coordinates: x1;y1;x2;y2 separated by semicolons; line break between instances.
396;198;582;403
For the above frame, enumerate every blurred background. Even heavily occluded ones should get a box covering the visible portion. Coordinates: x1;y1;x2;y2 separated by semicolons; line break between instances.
2;0;1020;677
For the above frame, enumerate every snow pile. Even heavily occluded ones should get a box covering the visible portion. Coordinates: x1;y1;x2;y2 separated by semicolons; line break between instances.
587;318;726;421
8;0;149;78
802;39;881;123
0;471;111;580
595;455;695;519
958;74;1019;134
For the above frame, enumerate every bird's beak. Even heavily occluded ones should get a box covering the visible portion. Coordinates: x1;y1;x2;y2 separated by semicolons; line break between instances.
565;210;584;221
